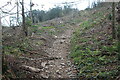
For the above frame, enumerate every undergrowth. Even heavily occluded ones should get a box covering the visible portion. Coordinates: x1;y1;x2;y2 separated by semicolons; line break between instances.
70;3;120;79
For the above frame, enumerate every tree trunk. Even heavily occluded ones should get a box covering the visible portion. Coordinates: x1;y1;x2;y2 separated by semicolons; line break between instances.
117;2;120;60
30;0;33;24
118;24;120;60
112;2;116;39
22;0;28;36
0;13;2;78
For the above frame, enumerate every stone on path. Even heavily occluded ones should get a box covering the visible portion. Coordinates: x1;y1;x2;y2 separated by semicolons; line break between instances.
41;61;47;67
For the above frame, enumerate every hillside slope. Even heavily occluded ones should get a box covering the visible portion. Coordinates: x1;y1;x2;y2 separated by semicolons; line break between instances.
2;2;120;80
70;2;120;80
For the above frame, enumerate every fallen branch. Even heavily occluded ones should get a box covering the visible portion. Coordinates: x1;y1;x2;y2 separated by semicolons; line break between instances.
19;56;61;61
20;49;39;54
46;57;61;60
21;65;41;73
20;49;48;57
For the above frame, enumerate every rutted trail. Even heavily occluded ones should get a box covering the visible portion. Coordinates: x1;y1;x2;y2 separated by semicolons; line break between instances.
41;28;78;78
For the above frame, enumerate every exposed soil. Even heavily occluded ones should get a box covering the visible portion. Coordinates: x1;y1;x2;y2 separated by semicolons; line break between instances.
4;24;79;79
41;28;77;78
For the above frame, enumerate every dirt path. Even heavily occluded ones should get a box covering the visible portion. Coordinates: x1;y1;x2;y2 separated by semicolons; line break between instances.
40;28;78;78
9;25;78;78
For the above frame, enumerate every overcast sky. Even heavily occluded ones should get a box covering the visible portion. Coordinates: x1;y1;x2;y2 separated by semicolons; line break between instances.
1;0;89;10
0;0;100;26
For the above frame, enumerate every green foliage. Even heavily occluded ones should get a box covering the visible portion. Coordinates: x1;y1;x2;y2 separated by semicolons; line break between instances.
102;42;118;55
4;46;22;56
26;18;32;27
3;38;34;56
80;21;91;30
42;26;54;29
70;6;119;79
97;70;118;79
118;42;120;60
79;17;101;30
2;56;15;80
47;7;63;20
32;25;39;28
27;5;78;23
70;35;118;79
30;25;39;34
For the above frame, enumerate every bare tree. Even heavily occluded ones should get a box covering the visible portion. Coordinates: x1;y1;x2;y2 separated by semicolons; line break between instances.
0;13;2;78
22;0;28;36
117;2;120;60
16;0;19;26
112;2;116;39
30;0;33;24
88;0;91;8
